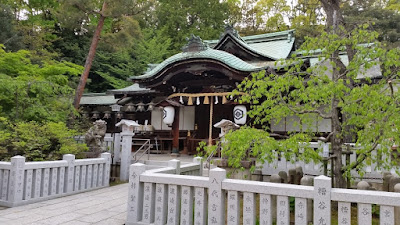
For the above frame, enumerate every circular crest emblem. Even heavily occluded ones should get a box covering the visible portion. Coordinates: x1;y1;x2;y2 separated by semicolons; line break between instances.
234;108;244;120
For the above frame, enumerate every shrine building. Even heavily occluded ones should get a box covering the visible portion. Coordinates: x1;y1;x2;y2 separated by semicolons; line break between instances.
80;27;343;154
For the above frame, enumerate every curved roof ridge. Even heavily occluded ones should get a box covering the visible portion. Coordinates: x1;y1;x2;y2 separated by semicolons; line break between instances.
129;48;267;81
223;32;294;60
242;29;295;42
208;29;296;60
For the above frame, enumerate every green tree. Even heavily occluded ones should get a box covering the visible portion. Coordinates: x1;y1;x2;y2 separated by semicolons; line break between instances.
227;0;290;35
0;4;24;51
61;0;153;108
289;0;325;47
215;0;400;188
343;0;400;47
0;45;87;160
155;0;229;52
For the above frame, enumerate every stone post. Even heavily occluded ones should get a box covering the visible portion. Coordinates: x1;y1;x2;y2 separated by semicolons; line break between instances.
63;154;75;193
168;159;181;175
116;120;139;181
395;184;400;225
288;169;296;184
113;133;121;164
194;187;207;225
180;186;193;225
120;131;134;181
8;156;25;206
154;183;168;225
357;181;372;224
314;176;331;225
126;163;146;225
208;168;226;225
270;174;281;222
389;175;400;192
278;171;288;183
166;160;181;225
227;191;240;225
243;192;256;225
383;173;392;192
259;193;272;225
295;166;303;185
193;157;203;176
300;176;313;224
101;153;111;186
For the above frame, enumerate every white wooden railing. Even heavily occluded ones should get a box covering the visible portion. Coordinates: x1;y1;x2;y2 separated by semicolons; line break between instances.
0;153;111;207
126;159;400;225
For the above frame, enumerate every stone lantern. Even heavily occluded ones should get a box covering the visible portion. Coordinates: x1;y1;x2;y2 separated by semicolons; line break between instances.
214;119;240;137
115;119;140;135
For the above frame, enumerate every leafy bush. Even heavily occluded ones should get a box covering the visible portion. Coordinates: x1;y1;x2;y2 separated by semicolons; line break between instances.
0;118;87;161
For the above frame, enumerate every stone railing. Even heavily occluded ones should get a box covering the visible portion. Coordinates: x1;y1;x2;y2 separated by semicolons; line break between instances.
0;153;111;207
126;159;400;225
74;133;114;150
262;142;397;181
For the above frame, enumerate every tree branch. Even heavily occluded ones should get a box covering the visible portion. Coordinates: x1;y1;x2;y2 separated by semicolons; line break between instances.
317;132;334;142
342;113;391;172
278;91;332;119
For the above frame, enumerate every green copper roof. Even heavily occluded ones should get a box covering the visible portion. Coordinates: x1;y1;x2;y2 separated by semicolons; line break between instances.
108;83;154;95
206;29;295;60
80;93;118;105
129;48;266;81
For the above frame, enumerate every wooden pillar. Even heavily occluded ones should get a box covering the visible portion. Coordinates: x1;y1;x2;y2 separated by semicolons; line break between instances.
172;107;180;155
208;101;214;146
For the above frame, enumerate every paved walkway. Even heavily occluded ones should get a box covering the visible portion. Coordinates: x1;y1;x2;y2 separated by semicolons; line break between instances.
0;154;197;225
0;183;129;225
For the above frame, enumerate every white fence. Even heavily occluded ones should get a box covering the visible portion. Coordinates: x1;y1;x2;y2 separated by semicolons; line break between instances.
262;142;398;181
0;153;111;207
127;159;400;225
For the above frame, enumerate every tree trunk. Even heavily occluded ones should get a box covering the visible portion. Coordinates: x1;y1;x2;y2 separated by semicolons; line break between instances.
331;101;346;188
72;2;107;109
320;0;347;188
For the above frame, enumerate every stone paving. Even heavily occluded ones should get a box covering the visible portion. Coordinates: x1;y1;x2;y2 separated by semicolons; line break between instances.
0;154;197;225
0;183;129;225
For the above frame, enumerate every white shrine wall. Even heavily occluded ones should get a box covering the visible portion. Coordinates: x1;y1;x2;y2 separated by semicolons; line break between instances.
151;106;195;131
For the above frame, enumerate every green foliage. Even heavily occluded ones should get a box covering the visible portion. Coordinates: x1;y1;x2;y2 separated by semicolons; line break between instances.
0;118;87;161
222;24;400;181
132;28;173;71
343;0;400;47
218;127;319;171
0;46;82;122
155;0;229;52
0;4;24;51
0;46;87;160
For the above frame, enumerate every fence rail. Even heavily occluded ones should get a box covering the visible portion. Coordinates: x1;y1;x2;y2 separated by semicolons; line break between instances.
126;159;400;225
262;142;398;181
0;153;111;207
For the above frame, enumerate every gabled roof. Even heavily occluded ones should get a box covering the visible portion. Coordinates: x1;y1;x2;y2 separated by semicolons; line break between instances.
107;83;155;95
205;28;295;60
129;47;266;81
80;93;118;105
128;29;296;83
